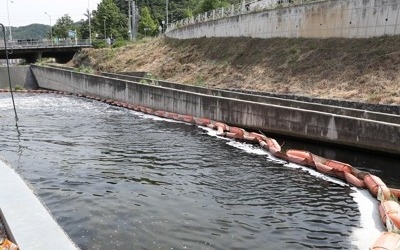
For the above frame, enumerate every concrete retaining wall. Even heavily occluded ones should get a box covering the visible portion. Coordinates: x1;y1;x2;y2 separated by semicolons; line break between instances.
31;65;400;155
166;0;400;39
102;72;400;122
0;66;38;89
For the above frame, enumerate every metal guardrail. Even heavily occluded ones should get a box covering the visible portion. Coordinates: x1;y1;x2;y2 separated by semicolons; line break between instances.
0;39;94;49
166;0;325;32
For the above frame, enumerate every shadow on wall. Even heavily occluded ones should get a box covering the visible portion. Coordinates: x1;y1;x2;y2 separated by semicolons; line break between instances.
0;66;39;90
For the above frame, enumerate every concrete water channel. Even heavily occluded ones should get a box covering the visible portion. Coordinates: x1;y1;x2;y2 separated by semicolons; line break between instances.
1;65;400;249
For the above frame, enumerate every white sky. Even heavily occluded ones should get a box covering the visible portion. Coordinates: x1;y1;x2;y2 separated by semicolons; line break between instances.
0;0;102;27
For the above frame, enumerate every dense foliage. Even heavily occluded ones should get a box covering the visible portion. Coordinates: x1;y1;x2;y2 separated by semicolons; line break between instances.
113;0;242;26
7;24;49;40
52;14;77;39
5;0;244;41
93;0;129;39
138;6;158;36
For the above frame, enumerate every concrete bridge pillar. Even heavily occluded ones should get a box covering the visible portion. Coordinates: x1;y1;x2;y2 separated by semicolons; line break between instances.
24;52;42;64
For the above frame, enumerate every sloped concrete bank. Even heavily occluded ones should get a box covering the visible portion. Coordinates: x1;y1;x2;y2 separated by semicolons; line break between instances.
102;71;400;124
231;89;400;115
30;65;400;155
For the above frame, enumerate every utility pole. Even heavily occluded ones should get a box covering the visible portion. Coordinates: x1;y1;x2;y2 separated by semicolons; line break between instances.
127;0;132;40
104;18;106;40
132;1;136;40
45;12;53;45
166;0;169;27
88;0;92;45
6;0;13;42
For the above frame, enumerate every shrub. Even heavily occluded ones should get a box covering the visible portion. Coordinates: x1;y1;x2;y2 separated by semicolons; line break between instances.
112;39;129;48
14;85;25;91
92;40;108;49
75;66;95;74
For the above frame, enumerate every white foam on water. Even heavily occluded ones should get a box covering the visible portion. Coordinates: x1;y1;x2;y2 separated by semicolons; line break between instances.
285;161;347;186
2;94;384;249
126;109;186;124
197;125;383;250
350;188;384;249
226;140;269;155
139;113;183;123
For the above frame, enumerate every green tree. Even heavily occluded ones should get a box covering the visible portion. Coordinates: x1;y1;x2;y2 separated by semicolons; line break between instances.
52;14;76;39
138;6;158;36
196;0;230;14
114;0;129;13
79;10;93;40
113;0;241;25
114;0;198;25
93;0;128;39
80;0;242;41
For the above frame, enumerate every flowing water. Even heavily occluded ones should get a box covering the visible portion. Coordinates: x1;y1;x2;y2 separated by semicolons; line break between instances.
0;92;398;249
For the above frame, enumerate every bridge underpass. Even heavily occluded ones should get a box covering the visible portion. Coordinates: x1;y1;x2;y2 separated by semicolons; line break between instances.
0;40;91;63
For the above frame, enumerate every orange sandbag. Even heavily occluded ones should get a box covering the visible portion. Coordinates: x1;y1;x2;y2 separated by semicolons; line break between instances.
154;110;165;117
225;132;244;140
179;115;194;123
314;161;347;181
249;132;267;142
370;232;400;250
379;200;400;232
242;133;258;143
258;139;282;157
0;239;19;250
193;117;211;126
208;121;227;135
315;161;332;174
285;149;313;166
344;172;365;188
364;174;391;199
214;122;228;131
267;139;281;156
165;112;179;120
228;127;245;136
390;188;400;200
325;160;352;174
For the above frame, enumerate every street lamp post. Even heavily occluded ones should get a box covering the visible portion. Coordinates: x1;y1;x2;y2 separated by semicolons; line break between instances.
88;0;92;45
6;0;14;42
45;12;53;45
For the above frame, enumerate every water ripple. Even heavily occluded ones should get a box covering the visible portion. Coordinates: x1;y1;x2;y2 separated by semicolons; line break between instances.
0;93;375;249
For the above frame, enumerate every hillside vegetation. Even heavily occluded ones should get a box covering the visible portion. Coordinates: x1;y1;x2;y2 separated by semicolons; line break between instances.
1;24;49;40
72;36;400;105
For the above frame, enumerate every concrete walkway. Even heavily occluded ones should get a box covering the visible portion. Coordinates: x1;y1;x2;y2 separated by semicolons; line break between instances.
0;157;78;250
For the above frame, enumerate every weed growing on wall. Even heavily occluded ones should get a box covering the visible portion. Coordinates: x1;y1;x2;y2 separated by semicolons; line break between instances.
14;85;25;91
75;66;95;74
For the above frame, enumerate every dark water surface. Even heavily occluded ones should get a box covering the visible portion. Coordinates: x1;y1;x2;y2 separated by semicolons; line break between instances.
0;93;395;249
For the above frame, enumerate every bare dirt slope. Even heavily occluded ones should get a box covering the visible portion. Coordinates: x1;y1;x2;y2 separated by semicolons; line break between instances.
72;36;400;105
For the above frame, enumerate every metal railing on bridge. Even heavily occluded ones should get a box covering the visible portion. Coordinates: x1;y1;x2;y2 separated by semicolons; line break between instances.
0;39;93;49
166;0;325;32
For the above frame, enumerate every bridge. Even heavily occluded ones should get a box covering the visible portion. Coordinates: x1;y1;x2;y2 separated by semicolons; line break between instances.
0;39;92;63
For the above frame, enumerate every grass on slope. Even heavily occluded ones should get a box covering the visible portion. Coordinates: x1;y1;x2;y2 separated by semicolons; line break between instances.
72;36;400;105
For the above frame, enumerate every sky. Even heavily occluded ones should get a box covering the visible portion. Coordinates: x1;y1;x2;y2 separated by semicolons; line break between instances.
0;0;102;27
